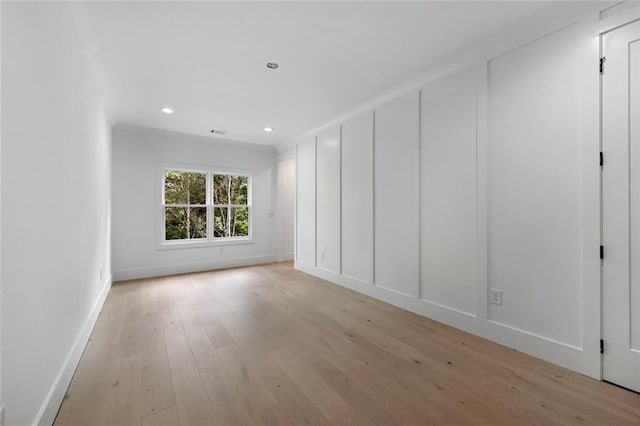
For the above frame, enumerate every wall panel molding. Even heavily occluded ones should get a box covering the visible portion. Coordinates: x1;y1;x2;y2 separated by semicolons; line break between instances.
295;262;584;374
295;6;609;380
373;92;420;298
341;112;374;284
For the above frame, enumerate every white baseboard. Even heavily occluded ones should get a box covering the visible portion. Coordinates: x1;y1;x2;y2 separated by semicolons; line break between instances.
283;252;294;261
113;254;277;281
295;262;588;378
276;251;294;262
34;274;113;426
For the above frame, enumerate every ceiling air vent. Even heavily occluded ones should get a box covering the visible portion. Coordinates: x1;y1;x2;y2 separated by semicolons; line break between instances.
210;129;227;136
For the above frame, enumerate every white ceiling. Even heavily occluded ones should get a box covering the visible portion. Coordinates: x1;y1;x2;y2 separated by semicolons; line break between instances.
79;1;590;145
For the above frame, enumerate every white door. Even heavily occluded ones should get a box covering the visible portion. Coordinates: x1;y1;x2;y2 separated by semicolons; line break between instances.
602;19;640;392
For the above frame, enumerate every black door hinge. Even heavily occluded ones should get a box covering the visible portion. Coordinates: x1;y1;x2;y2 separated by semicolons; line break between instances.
600;339;604;354
600;57;606;74
600;152;604;167
600;245;604;260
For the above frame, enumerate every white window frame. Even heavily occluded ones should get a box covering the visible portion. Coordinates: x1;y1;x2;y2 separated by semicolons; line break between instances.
159;165;253;249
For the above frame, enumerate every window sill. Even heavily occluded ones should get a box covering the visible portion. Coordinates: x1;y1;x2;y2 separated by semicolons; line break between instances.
157;238;255;251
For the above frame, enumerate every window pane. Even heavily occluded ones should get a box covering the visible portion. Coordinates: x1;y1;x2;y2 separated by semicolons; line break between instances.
213;206;229;238
213;207;249;238
188;174;206;204
165;207;187;240
230;176;248;205
165;207;207;240
213;174;248;206
230;207;249;237
188;207;207;239
212;174;230;205
164;171;206;204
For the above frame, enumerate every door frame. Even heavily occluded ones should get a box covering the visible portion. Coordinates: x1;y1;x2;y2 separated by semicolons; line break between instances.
597;6;640;381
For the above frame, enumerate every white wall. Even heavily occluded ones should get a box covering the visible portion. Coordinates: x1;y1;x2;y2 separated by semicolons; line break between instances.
276;156;295;262
2;3;112;425
374;93;420;297
316;125;341;273
341;112;373;284
296;137;316;267
487;23;584;347
420;68;477;316
111;125;277;281
295;7;605;378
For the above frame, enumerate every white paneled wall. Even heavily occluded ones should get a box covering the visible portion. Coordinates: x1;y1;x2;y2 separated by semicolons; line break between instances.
374;92;420;297
316;125;341;273
341;112;374;284
487;24;583;347
420;68;477;316
295;12;602;378
296;137;316;266
277;157;295;261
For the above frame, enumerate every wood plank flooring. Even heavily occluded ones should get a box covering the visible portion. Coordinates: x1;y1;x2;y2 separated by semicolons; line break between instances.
55;262;640;425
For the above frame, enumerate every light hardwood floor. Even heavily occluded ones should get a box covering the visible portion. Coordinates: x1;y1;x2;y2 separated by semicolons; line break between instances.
55;262;640;425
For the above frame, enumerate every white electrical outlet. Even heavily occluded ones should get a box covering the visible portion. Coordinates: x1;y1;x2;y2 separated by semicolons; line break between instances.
321;252;326;261
219;247;224;254
490;289;502;305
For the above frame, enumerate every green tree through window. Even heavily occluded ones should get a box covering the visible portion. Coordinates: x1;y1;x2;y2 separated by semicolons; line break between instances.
212;174;249;238
163;169;250;242
164;171;207;240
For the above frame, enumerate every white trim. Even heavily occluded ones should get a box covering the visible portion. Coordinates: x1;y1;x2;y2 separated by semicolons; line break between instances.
580;11;605;381
34;275;113;426
339;125;343;275
157;238;255;251
295;262;584;374
295;260;315;270
422;298;478;320
375;284;412;299
282;251;294;262
113;254;276;281
597;4;640;35
371;111;376;286
276;143;296;160
295;144;299;263
316;266;339;275
158;161;256;177
412;92;420;300
416;91;422;301
158;166;254;247
475;61;489;321
341;273;370;287
116;123;276;153
314;136;318;267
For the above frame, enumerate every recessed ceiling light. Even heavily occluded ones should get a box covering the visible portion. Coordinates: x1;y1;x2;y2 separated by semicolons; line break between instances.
161;107;174;114
264;127;273;132
266;62;279;70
